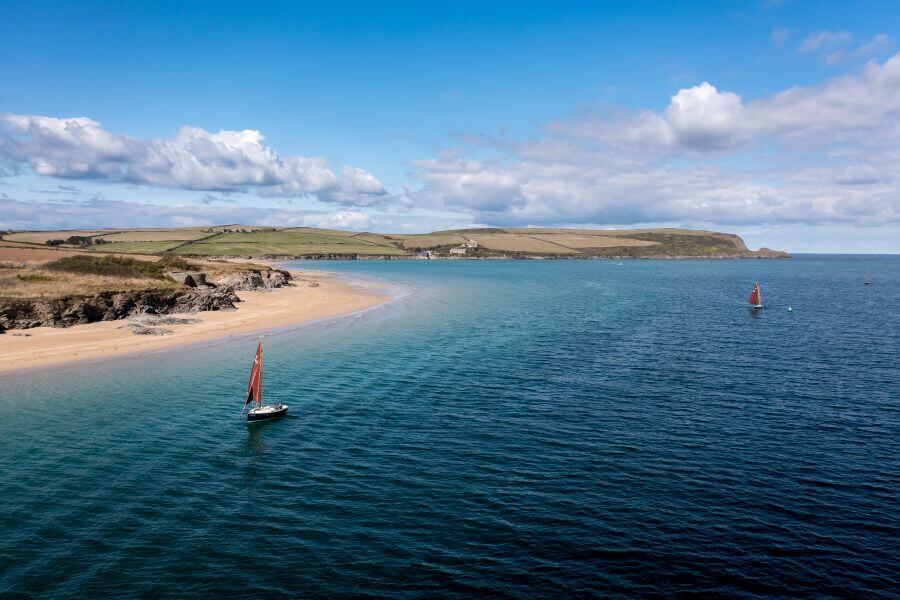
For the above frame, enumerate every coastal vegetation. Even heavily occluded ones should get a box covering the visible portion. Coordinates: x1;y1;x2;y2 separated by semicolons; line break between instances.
45;254;193;280
0;242;281;303
15;273;55;282
0;244;292;332
172;230;407;257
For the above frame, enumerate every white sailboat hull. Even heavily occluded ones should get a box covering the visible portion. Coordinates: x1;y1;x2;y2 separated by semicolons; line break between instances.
247;403;288;422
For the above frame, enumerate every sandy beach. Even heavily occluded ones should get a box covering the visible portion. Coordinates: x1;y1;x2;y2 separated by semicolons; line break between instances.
0;270;391;375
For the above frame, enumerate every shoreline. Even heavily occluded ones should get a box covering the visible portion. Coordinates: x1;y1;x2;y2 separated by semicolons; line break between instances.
0;270;394;377
206;253;790;261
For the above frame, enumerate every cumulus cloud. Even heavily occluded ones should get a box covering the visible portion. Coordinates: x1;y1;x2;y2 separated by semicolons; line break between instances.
408;52;900;227
0;115;387;207
549;81;747;152
5;51;900;235
664;82;746;149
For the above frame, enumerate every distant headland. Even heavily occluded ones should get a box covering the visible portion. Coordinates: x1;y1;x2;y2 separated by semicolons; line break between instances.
0;226;790;260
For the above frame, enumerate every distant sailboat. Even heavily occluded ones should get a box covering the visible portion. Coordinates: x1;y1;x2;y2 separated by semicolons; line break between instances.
748;282;764;309
241;341;288;423
864;276;872;285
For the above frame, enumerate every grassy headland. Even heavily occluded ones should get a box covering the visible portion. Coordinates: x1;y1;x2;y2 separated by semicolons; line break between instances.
1;226;789;260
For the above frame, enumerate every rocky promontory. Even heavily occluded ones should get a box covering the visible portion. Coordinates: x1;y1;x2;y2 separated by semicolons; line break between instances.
0;268;292;331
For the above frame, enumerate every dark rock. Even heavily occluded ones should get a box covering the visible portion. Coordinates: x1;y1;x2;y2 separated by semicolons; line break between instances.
220;268;292;291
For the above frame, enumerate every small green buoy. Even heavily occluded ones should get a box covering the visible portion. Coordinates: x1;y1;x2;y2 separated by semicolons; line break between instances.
787;306;793;312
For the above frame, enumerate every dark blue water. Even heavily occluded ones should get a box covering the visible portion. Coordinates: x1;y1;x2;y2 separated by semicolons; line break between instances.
1;256;898;598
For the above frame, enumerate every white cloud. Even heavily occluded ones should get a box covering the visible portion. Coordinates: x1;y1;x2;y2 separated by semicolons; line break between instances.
0;195;380;232
408;52;900;228
665;82;746;149
4;51;900;239
341;166;385;195
800;30;852;52
289;209;373;230
856;33;891;57
0;115;388;207
799;32;890;66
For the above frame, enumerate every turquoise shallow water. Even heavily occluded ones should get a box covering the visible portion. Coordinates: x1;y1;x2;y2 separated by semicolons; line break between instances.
1;256;898;597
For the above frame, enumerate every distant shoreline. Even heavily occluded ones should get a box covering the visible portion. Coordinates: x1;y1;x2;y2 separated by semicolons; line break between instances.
1;226;790;260
0;269;393;377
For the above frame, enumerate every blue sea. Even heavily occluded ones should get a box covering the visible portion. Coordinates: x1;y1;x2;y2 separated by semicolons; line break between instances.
1;256;898;598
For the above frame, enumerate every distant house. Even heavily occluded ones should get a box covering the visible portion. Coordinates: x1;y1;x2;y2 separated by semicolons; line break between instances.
416;250;434;259
449;247;468;256
463;239;478;248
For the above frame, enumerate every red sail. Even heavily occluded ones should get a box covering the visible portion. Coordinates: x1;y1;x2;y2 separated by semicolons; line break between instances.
748;283;761;306
245;341;262;406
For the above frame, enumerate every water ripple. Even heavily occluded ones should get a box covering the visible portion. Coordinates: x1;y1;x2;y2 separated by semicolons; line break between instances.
1;257;898;597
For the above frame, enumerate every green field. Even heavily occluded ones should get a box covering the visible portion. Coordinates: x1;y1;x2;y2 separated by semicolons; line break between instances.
91;240;188;254
94;229;211;242
173;231;407;256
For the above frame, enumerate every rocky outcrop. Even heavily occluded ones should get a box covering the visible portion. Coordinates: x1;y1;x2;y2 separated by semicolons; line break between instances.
751;247;791;258
218;268;291;291
0;267;293;330
167;271;211;288
0;288;241;330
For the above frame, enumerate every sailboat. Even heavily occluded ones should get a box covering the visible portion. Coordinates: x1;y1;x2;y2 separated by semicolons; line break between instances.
748;282;764;309
241;340;288;423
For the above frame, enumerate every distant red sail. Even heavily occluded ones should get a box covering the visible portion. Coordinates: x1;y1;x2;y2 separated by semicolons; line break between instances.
748;283;761;306
245;341;263;406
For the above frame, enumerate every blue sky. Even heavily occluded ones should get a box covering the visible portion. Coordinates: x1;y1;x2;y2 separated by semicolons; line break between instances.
2;1;899;251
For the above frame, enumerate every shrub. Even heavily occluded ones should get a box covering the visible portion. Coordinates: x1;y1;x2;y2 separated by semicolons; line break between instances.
44;255;191;280
64;235;94;246
15;274;56;282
